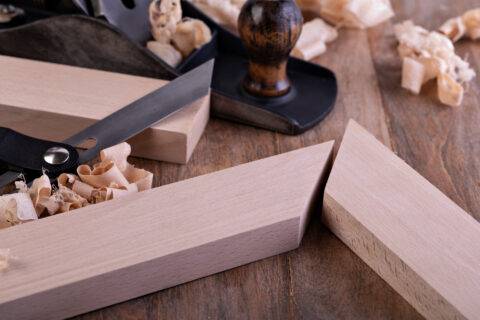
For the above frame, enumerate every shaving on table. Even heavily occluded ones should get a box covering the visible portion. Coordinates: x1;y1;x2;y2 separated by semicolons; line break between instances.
147;0;212;67
394;20;476;107
439;8;480;42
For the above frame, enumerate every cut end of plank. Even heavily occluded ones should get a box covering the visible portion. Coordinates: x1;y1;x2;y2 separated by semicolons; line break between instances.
0;140;334;320
323;120;480;320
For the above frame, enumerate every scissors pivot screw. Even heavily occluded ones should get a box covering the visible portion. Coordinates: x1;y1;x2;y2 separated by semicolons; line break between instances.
44;147;70;165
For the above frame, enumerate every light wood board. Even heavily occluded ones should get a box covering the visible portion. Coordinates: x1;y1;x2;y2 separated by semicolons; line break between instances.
0;55;210;164
323;120;480;320
0;140;334;320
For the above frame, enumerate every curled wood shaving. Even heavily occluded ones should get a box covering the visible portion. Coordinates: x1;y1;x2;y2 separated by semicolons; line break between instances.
439;17;466;43
172;18;212;57
401;57;425;95
437;73;464;107
148;0;213;65
29;174;52;216
395;20;475;106
439;8;480;42
150;0;182;43
0;143;153;229
298;0;394;29
0;193;38;229
292;18;338;60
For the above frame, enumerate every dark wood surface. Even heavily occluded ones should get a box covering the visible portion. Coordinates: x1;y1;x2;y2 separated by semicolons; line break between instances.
76;0;480;319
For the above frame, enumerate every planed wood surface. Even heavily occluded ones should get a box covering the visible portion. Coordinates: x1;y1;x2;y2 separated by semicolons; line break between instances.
323;120;480;320
0;141;333;320
4;0;475;319
0;55;210;164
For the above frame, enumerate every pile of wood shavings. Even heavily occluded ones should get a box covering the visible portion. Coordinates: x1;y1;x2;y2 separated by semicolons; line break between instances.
0;142;153;230
395;20;476;107
147;0;212;67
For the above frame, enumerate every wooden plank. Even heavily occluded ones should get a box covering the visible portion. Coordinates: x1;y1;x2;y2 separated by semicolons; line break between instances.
275;28;424;320
323;120;480;320
0;140;334;320
367;0;480;221
0;55;210;164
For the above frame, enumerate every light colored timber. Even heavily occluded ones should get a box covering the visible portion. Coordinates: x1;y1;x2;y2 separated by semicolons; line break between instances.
323;120;480;320
0;141;334;320
0;55;210;164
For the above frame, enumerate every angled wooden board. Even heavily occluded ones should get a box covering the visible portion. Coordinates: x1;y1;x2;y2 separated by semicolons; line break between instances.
323;120;480;320
0;140;334;320
0;55;210;164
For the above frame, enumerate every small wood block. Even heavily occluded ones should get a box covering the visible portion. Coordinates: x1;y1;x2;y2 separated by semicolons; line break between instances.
323;120;480;320
0;55;210;164
0;141;334;320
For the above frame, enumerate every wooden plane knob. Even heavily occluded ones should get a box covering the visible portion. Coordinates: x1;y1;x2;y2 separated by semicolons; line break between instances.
238;0;303;97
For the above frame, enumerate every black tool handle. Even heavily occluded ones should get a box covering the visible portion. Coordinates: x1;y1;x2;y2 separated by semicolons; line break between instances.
0;127;79;179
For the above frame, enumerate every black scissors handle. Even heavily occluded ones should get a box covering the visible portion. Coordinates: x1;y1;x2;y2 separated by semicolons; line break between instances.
0;128;80;180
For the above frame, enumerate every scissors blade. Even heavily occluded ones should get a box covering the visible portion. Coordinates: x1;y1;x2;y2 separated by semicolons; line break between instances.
63;59;214;164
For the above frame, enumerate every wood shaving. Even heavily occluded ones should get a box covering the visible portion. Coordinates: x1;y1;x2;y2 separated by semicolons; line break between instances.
0;193;37;229
187;0;245;31
437;73;464;107
439;8;480;42
298;0;394;29
172;18;212;57
148;0;213;66
394;20;475;107
0;142;153;229
292;18;338;60
150;0;182;43
401;57;425;95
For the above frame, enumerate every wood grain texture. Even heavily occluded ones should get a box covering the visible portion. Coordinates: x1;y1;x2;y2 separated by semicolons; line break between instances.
7;0;477;318
0;55;210;164
75;6;423;319
323;120;480;320
0;141;334;320
367;0;480;221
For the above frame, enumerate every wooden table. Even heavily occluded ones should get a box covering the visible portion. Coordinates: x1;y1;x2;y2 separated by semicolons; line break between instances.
77;1;480;318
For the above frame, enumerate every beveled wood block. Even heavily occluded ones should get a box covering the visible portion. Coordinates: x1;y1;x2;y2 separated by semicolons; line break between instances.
0;140;334;320
323;120;480;320
0;55;210;164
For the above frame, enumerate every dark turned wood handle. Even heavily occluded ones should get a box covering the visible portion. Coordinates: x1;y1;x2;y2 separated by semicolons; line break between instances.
238;0;303;97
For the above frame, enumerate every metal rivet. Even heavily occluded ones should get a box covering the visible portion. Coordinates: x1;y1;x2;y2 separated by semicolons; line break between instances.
44;147;70;165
